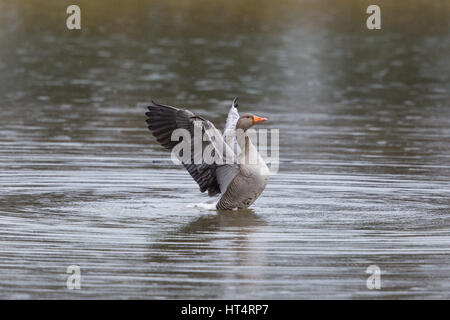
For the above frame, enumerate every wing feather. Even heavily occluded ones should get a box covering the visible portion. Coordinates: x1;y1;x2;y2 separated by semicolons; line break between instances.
145;100;238;196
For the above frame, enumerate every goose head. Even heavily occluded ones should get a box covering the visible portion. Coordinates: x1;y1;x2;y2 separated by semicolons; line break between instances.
236;114;267;131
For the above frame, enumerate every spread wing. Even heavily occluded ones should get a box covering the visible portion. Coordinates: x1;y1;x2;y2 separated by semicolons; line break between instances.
145;100;238;196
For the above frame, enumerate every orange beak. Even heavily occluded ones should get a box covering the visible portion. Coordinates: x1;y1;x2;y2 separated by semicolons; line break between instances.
253;115;267;124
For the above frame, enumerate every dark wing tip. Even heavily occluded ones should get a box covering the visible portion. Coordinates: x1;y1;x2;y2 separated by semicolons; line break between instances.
145;101;222;197
232;97;238;108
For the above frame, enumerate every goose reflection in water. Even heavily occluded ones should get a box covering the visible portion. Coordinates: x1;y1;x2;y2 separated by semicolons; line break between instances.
146;211;268;298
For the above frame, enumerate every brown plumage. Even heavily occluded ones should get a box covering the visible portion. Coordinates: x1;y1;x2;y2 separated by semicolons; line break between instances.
145;101;220;196
145;98;269;210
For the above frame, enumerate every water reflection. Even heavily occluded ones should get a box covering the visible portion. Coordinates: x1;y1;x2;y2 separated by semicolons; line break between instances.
179;210;265;232
147;212;267;298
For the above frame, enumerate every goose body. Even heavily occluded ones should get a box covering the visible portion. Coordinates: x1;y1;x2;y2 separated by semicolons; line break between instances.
145;98;269;210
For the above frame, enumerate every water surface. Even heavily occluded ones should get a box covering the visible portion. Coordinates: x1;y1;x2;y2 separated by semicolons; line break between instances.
0;1;449;299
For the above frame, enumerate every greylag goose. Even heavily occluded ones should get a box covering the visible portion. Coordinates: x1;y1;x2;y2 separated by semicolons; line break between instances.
145;98;269;210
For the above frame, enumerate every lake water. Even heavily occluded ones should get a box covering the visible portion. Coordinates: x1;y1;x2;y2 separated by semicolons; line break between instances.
0;1;449;299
